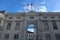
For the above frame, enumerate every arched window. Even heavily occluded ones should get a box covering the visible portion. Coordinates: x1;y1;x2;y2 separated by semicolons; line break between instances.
27;24;35;32
27;23;36;40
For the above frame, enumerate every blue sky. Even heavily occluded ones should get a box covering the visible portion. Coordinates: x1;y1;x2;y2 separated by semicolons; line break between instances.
0;0;60;12
28;24;35;32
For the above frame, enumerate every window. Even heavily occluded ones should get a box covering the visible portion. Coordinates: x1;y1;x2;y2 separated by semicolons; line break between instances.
27;31;34;40
30;17;34;19
6;22;11;30
52;21;58;30
5;15;8;17
27;24;35;32
40;39;42;40
15;22;20;30
43;16;47;19
0;26;2;30
17;17;21;19
0;20;1;24
9;17;13;19
58;16;60;18
4;34;9;39
51;16;55;19
45;34;50;40
55;34;60;40
14;34;19;40
44;22;49;30
27;23;36;40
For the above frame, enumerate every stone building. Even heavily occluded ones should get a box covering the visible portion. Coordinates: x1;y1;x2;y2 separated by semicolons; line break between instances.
0;10;60;40
0;10;6;40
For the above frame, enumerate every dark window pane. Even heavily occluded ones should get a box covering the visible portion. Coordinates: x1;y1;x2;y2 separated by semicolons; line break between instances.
14;34;19;39
0;20;1;24
44;22;49;30
15;22;20;30
55;34;60;40
30;17;34;19
6;23;11;30
9;17;13;19
52;22;58;30
43;16;47;18
51;16;55;19
4;34;9;39
17;17;21;19
45;34;50;40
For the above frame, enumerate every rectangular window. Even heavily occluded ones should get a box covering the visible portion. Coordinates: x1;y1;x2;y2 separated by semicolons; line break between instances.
51;16;55;19
52;21;58;30
15;22;20;30
28;33;34;40
14;34;19;40
44;22;49;30
0;26;2;30
30;16;34;19
45;34;50;40
4;34;9;39
6;22;11;30
17;17;21;19
58;16;60;18
43;16;47;19
55;34;60;40
9;17;13;19
0;20;1;24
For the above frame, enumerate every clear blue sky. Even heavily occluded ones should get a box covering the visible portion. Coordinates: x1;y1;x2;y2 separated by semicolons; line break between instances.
0;0;60;12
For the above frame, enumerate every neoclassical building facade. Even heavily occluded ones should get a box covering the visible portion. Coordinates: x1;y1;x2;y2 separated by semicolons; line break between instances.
0;10;60;40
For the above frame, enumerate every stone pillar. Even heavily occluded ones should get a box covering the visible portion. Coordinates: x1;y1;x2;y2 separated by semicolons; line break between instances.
48;21;55;40
20;20;27;40
37;19;44;40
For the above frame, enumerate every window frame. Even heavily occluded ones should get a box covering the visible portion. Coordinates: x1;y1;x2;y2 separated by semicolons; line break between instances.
6;22;11;30
52;21;58;30
4;34;9;39
14;34;19;39
15;22;20;30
